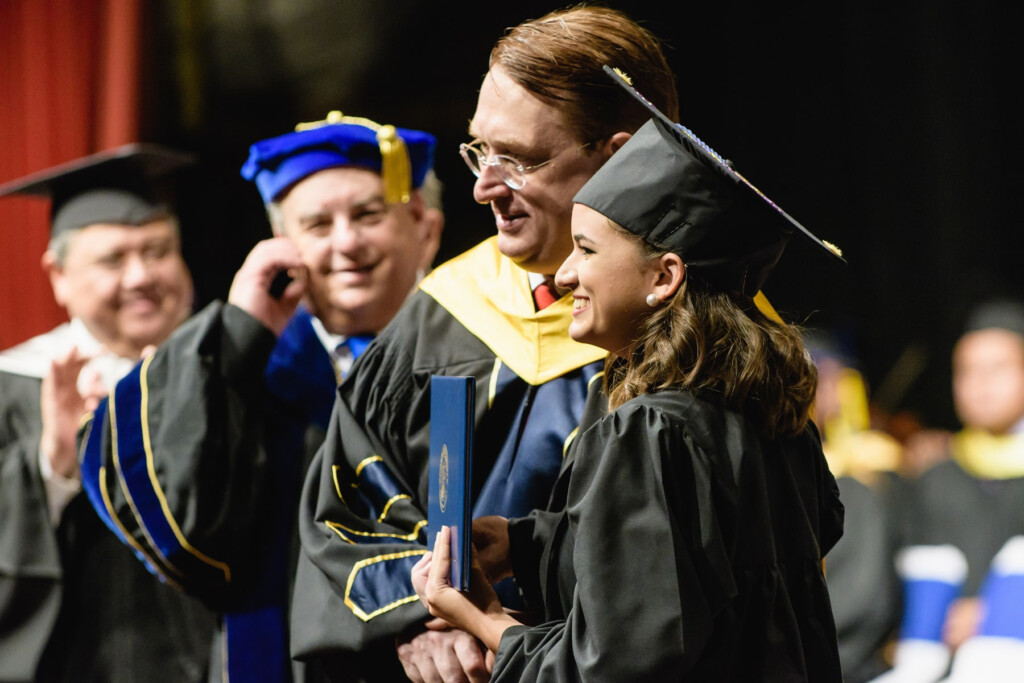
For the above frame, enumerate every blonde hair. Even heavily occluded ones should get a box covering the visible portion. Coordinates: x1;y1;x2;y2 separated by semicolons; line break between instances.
606;231;817;438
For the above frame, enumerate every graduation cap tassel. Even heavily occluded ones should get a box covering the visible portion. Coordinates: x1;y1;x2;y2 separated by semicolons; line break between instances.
376;125;412;204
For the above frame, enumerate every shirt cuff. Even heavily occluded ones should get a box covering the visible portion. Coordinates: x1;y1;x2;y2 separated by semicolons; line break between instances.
38;444;82;526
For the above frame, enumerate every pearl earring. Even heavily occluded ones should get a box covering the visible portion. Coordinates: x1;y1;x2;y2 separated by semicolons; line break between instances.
646;293;659;307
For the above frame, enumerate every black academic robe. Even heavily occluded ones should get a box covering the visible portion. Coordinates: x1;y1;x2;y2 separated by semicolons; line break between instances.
293;237;607;679
826;475;902;683
78;303;338;682
498;389;845;682
0;345;214;682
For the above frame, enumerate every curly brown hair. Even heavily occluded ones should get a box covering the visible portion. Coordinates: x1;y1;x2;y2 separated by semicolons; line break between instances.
489;5;679;144
605;233;818;439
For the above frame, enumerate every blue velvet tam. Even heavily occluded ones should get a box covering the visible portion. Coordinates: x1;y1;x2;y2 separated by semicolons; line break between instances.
240;111;436;204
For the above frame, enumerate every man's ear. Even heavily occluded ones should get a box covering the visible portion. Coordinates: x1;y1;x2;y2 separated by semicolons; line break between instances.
418;207;444;273
408;190;444;273
41;250;69;307
651;252;685;302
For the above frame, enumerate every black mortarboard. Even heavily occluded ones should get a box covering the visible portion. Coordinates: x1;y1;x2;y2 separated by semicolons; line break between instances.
574;66;844;296
0;143;194;238
964;299;1024;339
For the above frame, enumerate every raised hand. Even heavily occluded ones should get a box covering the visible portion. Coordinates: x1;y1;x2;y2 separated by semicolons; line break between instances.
228;237;308;335
39;347;96;479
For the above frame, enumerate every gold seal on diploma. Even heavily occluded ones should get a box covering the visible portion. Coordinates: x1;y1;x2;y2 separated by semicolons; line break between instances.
439;444;450;513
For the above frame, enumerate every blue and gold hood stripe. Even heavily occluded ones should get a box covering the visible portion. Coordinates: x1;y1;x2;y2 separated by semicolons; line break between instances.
80;404;184;589
80;358;232;587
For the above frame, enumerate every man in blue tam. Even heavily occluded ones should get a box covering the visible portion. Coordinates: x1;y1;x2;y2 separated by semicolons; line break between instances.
77;113;443;682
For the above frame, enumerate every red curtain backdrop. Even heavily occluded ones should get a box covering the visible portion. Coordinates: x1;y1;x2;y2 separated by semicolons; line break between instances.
0;0;141;350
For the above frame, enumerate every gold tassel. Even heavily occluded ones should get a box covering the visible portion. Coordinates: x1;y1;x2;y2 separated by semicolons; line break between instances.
753;290;784;325
376;125;411;204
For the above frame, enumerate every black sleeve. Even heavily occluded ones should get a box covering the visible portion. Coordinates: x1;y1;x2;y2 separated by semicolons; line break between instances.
292;303;436;659
292;291;507;664
507;509;564;614
78;301;278;607
0;371;64;680
826;475;901;682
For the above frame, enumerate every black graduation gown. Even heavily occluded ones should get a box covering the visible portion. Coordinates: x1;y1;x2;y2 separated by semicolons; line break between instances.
0;355;215;682
497;389;845;682
0;370;56;681
826;475;902;683
293;238;606;679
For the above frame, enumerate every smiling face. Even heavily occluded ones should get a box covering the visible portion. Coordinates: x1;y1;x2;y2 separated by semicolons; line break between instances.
277;166;433;336
468;67;613;275
555;204;662;356
46;219;193;358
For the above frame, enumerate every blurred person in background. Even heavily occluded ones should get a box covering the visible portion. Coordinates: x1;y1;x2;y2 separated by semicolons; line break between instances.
808;332;904;682
872;299;1024;682
0;146;207;682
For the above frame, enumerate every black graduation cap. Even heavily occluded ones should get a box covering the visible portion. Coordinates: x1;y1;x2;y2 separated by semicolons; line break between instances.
0;143;195;238
573;66;845;297
964;299;1024;339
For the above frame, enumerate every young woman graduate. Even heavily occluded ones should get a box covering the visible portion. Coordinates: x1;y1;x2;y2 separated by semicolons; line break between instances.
412;71;848;681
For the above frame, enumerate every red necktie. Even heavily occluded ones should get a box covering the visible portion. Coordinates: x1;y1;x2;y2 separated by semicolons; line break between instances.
533;279;560;310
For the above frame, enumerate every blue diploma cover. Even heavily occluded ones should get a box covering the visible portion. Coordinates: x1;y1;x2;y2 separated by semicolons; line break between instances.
429;376;475;591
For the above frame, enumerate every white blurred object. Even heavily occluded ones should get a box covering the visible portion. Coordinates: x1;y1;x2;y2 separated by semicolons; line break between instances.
868;640;951;683
868;546;970;683
940;537;1024;682
896;545;970;585
939;637;1024;682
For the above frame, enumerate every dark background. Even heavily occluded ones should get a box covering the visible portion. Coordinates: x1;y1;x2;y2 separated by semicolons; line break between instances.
139;0;1024;431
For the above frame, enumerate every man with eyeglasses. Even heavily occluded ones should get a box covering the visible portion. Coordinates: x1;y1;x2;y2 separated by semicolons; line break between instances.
293;6;679;682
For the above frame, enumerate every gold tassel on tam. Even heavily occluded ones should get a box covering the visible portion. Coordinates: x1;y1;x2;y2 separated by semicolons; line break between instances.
375;125;411;204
